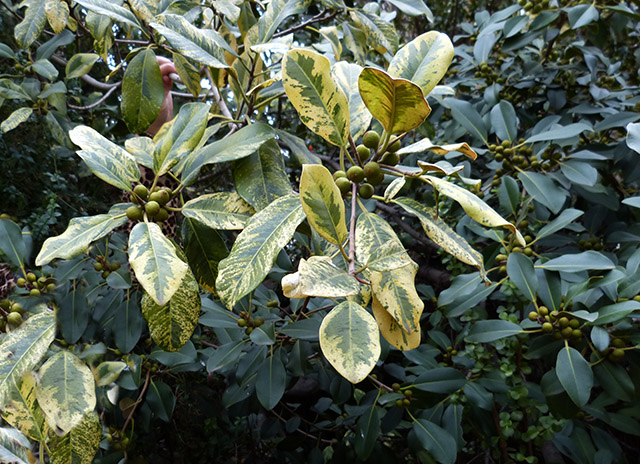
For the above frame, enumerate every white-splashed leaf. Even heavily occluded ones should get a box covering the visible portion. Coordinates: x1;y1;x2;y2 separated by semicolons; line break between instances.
182;192;254;230
372;296;420;351
332;61;372;140
397;137;477;160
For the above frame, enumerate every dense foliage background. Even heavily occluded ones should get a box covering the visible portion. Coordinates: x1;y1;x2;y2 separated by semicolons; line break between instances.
1;0;640;463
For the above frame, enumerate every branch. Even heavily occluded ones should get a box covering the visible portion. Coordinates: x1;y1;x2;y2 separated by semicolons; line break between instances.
50;54;120;90
205;66;238;130
67;84;119;110
348;182;357;275
273;9;340;40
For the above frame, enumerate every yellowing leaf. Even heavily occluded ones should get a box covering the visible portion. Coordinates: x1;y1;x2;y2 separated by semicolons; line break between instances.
298;256;360;297
332;61;372;141
372;296;420;351
319;301;381;383
282;49;350;147
45;0;69;34
355;212;411;271
1;108;33;134
15;0;47;48
397;137;477;160
358;67;431;135
1;372;45;441
182;192;254;230
49;412;101;464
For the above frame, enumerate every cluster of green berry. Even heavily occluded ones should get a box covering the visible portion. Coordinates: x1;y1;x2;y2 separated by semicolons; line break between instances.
528;306;583;341
495;233;535;274
94;255;121;279
488;140;534;180
391;383;413;408
237;311;264;336
578;236;604;251
126;184;173;222
16;271;56;296
442;345;458;364
0;298;24;330
604;337;627;363
518;0;549;14
474;62;505;85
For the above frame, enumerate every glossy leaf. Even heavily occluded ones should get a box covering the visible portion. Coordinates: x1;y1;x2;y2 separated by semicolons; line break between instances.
560;161;598;187
593;301;640;325
566;4;599;29
556;346;593;407
65;53;100;79
525;122;592;143
183;218;229;295
518;171;567;214
299;164;348;245
45;0;69;34
69;126;141;191
538;251;615;272
319;301;380;384
412;419;457;464
442;98;488;143
74;0;142;30
142;266;201;352
355;405;381;460
1;372;45;441
372;296;420;351
255;352;286;410
627;122;640;154
332;61;372;141
466;320;522;343
113;295;144;353
413;367;466;393
490;101;518;142
15;0;47;48
249;0;309;46
536;208;583;240
507;253;537;302
358;67;431;134
0;219;26;267
58;289;89;344
146;381;175;422
397;137;477;160
49;411;101;464
297;256;359;297
356;212;411;271
124;136;154;169
182;192;254;230
1;107;33;134
121;48;164;134
0;427;33;464
36;351;96;435
349;10;399;56
282;49;350;146
128;222;189;306
216;194;305;309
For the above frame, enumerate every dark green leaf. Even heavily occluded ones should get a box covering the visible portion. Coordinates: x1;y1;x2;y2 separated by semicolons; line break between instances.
145;381;175;422
466;320;522;343
556;346;592;407
412;419;457;464
255;352;286;410
413;367;465;394
507;253;537;302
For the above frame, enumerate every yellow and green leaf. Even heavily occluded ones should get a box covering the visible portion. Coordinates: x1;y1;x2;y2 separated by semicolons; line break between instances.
1;372;45;441
45;0;69;34
398;137;477;160
282;49;350;147
423;175;526;246
36;203;130;266
121;47;164;134
69;125;141;191
128;222;189;306
319;301;381;384
15;0;47;48
387;31;454;96
358;67;431;135
1;108;33;134
372;296;420;351
247;0;310;46
49;411;101;464
93;362;127;387
299;164;348;246
74;0;142;30
124;136;154;169
298;256;360;297
349;10;399;57
216;194;306;309
182;218;228;295
36;351;97;435
331;61;372;141
142;266;201;352
182;192;254;230
355;212;411;271
0;427;34;464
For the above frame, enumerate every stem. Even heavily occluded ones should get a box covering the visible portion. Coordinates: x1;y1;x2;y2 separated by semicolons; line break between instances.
120;368;151;435
348;182;358;275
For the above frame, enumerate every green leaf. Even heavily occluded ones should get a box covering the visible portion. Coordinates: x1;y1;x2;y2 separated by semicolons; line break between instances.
69;125;141;191
294;256;359;298
507;253;537;301
490;100;518;142
536;209;583;240
249;0;309;46
65;53;101;79
349;10;399;57
33;59;58;80
354;405;381;460
517;171;567;214
233;139;292;211
35;204;129;266
216;194;305;309
556;346;592;407
183;218;229;295
525;122;592;143
424;176;525;246
172;53;202;97
153;102;210;176
538;251;615;272
358;67;431;135
58;290;89;344
299;164;348;245
386;0;432;17
371;296;420;350
145;381;175;422
255;351;286;410
627;122;640;154
566;4;599;29
73;0;142;30
49;411;101;464
388;31;452;96
593;301;640;325
0;427;33;464
332;61;372;141
15;0;47;48
412;418;457;464
442;99;488;144
393;198;486;278
113;295;144;353
413;367;465;393
128;222;189;306
45;0;69;34
0;79;32;100
182;192;254;230
560;161;598;187
0;219;26;268
279;319;321;341
282;49;350;147
274;129;321;165
150;14;231;68
594;361;635;402
397;137;477;160
466;320;522;343
355;212;411;270
1;373;45;441
1;107;33;134
142;266;201;352
179;123;275;185
36;351;96;435
121;48;164;134
94;361;127;387
319;301;380;384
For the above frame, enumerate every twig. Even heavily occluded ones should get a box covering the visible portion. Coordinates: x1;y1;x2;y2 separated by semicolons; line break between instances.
120;368;151;435
348;182;357;275
273;9;340;40
50;54;120;90
205;67;238;130
67;84;119;110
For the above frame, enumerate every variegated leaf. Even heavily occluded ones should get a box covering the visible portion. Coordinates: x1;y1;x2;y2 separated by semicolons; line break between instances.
332;61;372;141
319;301;381;384
15;0;47;48
74;0;142;30
384;177;406;202
372;296;420;351
150;14;231;68
394;197;486;279
36;351;96;435
94;361;127;387
122;47;164;134
85;11;114;60
172;53;202;97
397;137;477;160
296;256;360;297
282;49;350;147
233;139;293;211
179;123;275;185
49;411;101;464
183;218;228;295
128;0;155;23
247;0;309;46
299;164;348;246
349;10;399;56
142;266;200;352
370;262;423;334
387;31;454;96
320;26;342;59
0;427;34;464
128;222;188;306
45;0;69;34
65;53;100;79
0;311;56;410
153;102;210;175
36;203;130;266
423;175;526;246
1;372;45;441
416;161;464;176
358;67;431;135
216;194;305;309
281;272;305;299
355;212;411;271
69;125;141;191
125;136;154;169
182;192;254;230
1;107;33;134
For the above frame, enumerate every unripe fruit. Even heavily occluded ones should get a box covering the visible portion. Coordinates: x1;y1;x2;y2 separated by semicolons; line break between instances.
46;283;56;292
359;183;374;199
17;278;26;287
126;206;143;221
388;139;402;153
362;130;380;149
333;170;347;180
30;289;40;297
237;319;247;327
145;201;160;217
111;262;121;271
245;327;253;335
571;329;581;339
102;270;110;279
542;322;553;333
255;317;265;326
94;262;103;271
133;184;149;201
392;383;401;392
363;161;380;178
528;311;538;321
559;317;570;328
612;338;625;348
130;194;140;205
381;152;399;166
404;389;413;397
395;399;404;408
267;300;279;308
155;208;169;222
367;171;385;186
27;273;36;283
347;166;366;183
11;303;23;314
7;312;22;326
356;145;370;161
335;177;352;195
149;191;163;203
569;319;580;329
38;276;47;286
0;299;10;310
403;398;411;406
538;306;549;316
610;348;625;361
561;327;573;339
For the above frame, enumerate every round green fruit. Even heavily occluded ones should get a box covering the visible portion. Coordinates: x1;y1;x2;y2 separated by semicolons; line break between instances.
16;278;26;288
0;299;10;310
388;139;402;152
46;283;56;292
155;208;169;222
356;145;370;161
558;317;569;328
380;152;399;166
333;170;347;180
359;183;374;199
610;348;625;362
528;311;538;322
110;262;121;271
126;206;143;221
367;171;385;186
364;161;381;178
133;184;149;201
237;319;247;327
362;130;380;149
145;201;160;217
149;191;163;204
538;306;549;316
569;319;580;329
335;177;352;195
94;262;103;271
7;312;22;326
541;322;553;333
30;289;40;297
347;166;366;183
561;327;573;339
11;303;24;314
27;273;36;283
